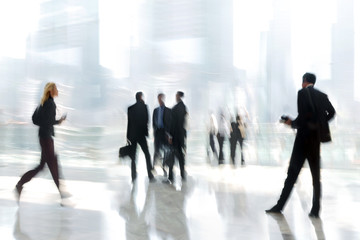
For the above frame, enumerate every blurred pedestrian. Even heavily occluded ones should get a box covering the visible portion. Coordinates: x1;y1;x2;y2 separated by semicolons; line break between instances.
152;93;171;175
217;112;229;164
15;82;69;203
266;73;336;218
208;113;218;160
167;91;188;182
127;92;155;182
230;115;246;165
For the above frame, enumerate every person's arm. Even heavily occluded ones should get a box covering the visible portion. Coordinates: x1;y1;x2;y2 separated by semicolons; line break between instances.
126;107;131;141
145;105;149;137
152;108;156;131
324;95;336;122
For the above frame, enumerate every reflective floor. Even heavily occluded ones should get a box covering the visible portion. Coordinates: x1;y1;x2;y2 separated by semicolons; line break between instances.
0;159;359;240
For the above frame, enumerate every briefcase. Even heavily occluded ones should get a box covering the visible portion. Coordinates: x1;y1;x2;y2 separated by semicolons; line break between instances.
163;145;175;167
119;144;132;158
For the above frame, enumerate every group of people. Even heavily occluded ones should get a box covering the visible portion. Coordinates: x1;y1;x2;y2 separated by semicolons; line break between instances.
14;72;336;219
126;91;188;183
209;112;247;165
14;85;189;204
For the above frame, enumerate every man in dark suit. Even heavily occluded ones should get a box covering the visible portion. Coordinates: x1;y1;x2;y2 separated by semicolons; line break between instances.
230;115;246;165
152;93;172;170
167;91;188;182
127;92;154;182
266;73;335;218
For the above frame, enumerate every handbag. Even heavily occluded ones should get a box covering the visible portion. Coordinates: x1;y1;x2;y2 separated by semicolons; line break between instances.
32;105;43;126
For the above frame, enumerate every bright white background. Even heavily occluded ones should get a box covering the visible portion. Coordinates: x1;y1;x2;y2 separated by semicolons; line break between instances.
0;0;359;168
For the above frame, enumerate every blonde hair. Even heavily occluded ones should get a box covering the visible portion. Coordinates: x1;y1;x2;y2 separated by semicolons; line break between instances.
41;82;56;106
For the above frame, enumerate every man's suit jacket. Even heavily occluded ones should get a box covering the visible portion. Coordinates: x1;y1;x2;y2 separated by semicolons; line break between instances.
152;105;172;134
291;86;335;142
170;100;187;146
127;101;149;142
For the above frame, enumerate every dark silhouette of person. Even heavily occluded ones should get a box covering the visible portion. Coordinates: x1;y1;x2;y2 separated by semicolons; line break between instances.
15;82;69;203
266;73;335;218
127;92;154;182
152;93;171;172
167;91;188;182
230;115;246;165
217;112;229;164
208;113;218;160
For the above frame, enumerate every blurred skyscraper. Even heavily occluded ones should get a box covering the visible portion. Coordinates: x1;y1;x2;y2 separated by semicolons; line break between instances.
0;0;359;167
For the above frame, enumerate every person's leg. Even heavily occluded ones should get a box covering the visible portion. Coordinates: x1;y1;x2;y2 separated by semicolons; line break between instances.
307;139;321;216
162;142;170;176
230;137;236;165
217;134;224;163
267;136;306;212
159;130;170;175
176;143;186;179
209;133;217;155
158;130;166;166
43;138;71;199
153;130;161;168
138;137;154;179
129;141;138;181
168;148;175;182
16;138;47;189
42;138;60;189
17;160;45;189
168;140;185;181
239;138;245;164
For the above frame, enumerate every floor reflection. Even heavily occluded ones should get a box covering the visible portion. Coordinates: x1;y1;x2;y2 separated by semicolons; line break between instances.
310;217;325;240
118;178;192;240
267;213;295;240
119;183;150;240
13;210;31;240
0;163;359;240
13;206;71;240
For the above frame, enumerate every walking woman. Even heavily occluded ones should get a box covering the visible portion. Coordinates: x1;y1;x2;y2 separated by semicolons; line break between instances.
15;82;69;203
